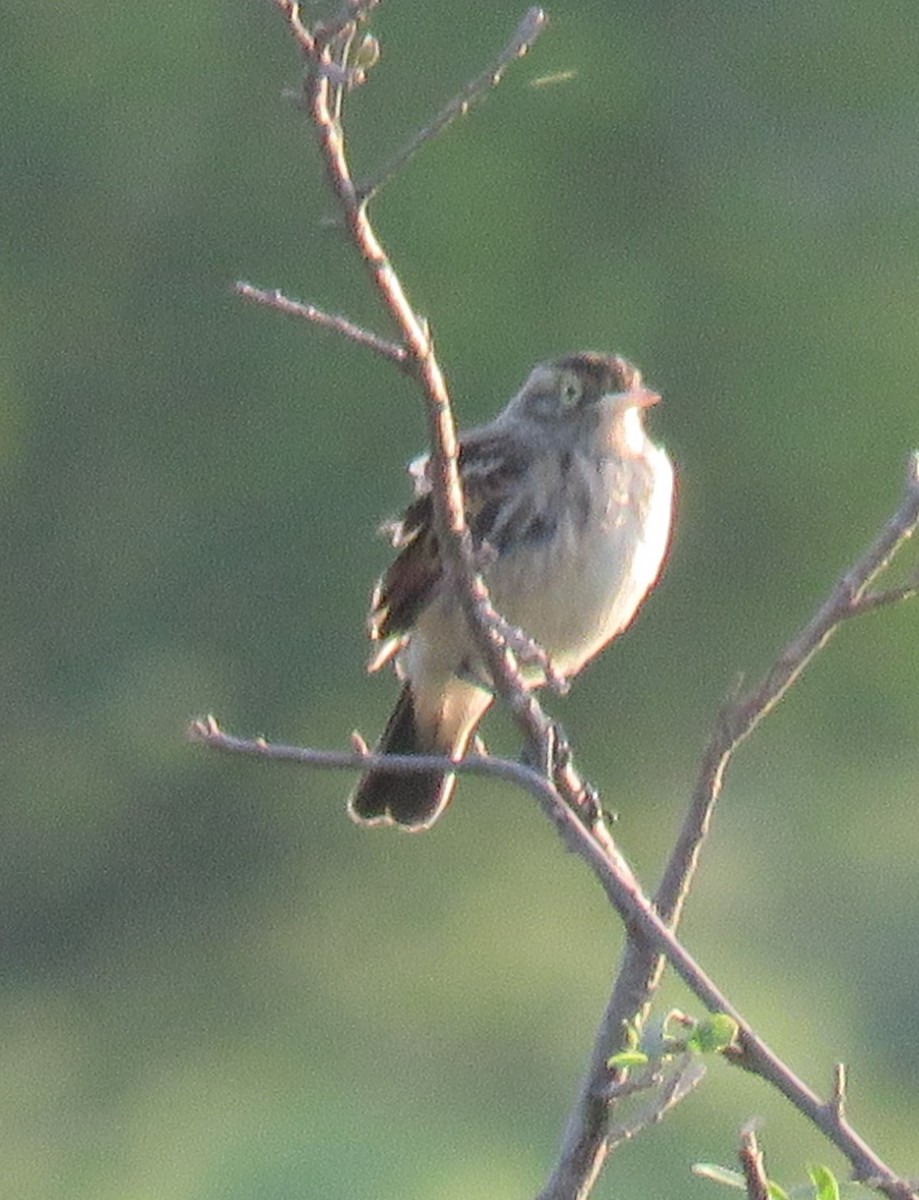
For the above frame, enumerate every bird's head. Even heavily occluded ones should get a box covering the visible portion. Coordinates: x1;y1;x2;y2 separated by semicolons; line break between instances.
503;352;660;454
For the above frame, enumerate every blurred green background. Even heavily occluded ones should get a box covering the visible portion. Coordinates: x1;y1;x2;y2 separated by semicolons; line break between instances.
4;2;919;1197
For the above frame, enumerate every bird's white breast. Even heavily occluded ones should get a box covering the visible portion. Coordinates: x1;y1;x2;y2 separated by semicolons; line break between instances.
486;439;674;678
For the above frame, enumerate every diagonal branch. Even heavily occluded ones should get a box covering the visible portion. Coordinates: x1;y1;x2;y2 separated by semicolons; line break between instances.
234;281;408;366
657;449;919;932
356;7;548;203
193;446;919;1195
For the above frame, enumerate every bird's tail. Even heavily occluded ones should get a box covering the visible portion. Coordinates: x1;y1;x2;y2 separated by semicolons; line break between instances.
348;682;481;830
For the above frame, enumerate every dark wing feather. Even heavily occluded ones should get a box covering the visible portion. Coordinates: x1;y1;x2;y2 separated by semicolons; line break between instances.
369;493;438;640
369;426;532;642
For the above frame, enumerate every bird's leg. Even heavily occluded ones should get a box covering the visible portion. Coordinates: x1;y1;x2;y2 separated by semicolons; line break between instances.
520;720;576;784
518;720;617;828
547;722;616;828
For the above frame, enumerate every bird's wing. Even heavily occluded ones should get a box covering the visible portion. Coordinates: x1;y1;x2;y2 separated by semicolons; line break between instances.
368;428;530;651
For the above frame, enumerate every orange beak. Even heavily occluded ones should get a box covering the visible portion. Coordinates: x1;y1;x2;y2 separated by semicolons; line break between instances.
613;385;660;408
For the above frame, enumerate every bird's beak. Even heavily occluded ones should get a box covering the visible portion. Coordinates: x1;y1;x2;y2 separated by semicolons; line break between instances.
633;386;661;408
605;386;661;409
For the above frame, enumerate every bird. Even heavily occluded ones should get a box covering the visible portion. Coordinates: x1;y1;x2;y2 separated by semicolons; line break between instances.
348;352;675;830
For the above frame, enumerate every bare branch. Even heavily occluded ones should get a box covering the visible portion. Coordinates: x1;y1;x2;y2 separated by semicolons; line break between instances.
234;281;408;366
738;1126;770;1200
848;580;919;614
273;0;315;55
192;707;919;1199
187;714;559;803
356;7;549;203
658;448;919;929
193;465;919;1198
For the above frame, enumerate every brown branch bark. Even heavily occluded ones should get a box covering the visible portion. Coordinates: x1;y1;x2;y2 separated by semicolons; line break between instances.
234;281;408;365
187;714;560;804
739;1128;771;1200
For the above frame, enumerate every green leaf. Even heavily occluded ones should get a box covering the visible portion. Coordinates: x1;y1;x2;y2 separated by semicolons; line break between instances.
687;1013;740;1055
691;1163;747;1190
691;1161;790;1199
607;1050;649;1069
807;1164;840;1200
352;34;380;71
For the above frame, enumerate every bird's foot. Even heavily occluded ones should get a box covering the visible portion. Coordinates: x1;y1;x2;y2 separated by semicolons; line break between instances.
547;722;617;828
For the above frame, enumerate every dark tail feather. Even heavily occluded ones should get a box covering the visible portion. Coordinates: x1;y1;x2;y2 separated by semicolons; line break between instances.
348;684;456;830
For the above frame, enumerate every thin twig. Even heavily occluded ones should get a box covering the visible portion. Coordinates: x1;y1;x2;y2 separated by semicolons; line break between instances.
606;1057;706;1154
600;1068;663;1104
656;449;919;933
188;715;559;802
191;703;918;1199
273;0;315;55
329;22;355;124
849;582;919;614
739;1127;770;1200
356;7;548;203
228;2;613;852
234;281;408;366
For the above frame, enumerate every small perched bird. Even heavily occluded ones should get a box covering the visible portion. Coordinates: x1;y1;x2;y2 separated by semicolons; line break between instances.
348;352;675;830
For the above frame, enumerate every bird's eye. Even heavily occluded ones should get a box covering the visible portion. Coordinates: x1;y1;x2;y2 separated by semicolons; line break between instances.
559;372;583;408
